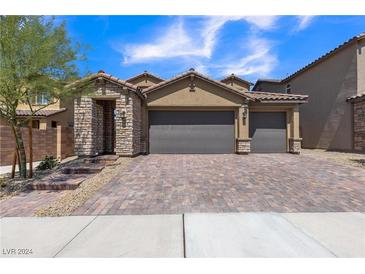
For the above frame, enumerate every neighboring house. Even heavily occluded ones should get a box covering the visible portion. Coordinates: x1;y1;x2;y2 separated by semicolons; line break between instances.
72;69;308;157
16;93;74;129
253;33;365;151
0;94;74;166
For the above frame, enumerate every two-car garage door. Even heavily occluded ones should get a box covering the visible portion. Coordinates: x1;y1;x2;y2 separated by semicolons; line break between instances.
148;111;287;154
149;111;235;154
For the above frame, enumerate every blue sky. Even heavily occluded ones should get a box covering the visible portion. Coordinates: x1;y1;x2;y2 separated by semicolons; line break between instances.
62;16;365;82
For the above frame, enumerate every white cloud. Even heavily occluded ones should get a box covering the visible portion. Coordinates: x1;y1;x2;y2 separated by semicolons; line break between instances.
121;16;279;64
242;16;279;30
215;36;277;77
295;16;315;31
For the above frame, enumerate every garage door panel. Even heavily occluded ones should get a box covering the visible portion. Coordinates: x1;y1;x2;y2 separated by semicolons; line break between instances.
250;112;287;153
149;111;234;154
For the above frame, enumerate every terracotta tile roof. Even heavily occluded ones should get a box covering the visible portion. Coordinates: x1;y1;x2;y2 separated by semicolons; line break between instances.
143;69;256;101
347;93;365;103
221;73;253;86
68;70;145;100
126;71;164;83
282;33;365;82
16;108;67;117
249;91;308;102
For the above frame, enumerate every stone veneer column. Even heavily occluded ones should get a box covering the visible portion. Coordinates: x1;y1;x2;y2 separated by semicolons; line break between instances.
289;105;302;154
115;92;143;157
353;100;365;151
74;97;98;156
236;104;251;154
236;138;251;154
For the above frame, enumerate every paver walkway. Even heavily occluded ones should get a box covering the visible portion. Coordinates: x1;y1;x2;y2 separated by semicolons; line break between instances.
73;154;365;215
0;190;68;217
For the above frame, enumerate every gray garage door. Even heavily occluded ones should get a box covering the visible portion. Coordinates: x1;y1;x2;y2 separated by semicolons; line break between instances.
149;111;234;154
249;112;287;153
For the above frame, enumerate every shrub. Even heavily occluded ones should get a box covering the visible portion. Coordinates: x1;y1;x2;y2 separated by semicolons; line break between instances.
36;156;59;171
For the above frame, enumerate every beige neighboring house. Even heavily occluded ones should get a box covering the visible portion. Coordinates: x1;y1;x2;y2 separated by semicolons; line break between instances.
16;94;74;129
72;69;308;158
0;94;75;166
253;33;365;152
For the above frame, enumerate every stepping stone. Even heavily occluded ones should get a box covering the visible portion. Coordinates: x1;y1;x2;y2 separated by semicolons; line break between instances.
28;173;90;190
83;155;119;165
61;163;105;175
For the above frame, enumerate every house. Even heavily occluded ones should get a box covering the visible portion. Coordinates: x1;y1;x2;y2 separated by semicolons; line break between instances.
16;93;74;129
0;94;74;166
253;33;365;152
72;69;308;157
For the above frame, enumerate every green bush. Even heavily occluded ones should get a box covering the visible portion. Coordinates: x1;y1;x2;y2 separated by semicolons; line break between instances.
36;156;59;171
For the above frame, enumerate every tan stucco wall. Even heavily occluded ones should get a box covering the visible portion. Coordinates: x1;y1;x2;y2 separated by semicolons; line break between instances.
222;78;250;92
146;78;245;107
357;38;365;95
127;75;162;87
17;99;61;110
287;42;358;150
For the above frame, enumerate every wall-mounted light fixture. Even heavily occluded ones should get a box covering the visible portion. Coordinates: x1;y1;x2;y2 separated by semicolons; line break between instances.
120;110;127;128
242;105;248;119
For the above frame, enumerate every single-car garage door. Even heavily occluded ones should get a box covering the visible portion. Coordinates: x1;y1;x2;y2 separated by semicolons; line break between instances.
149;111;234;154
249;112;287;153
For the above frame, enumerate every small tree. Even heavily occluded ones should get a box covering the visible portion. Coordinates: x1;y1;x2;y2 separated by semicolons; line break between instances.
0;16;84;178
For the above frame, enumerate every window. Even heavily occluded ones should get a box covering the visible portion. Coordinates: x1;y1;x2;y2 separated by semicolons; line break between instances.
286;84;291;94
32;120;40;129
51;121;57;128
31;92;50;105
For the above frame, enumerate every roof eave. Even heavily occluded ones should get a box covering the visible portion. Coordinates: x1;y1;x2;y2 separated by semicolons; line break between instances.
144;72;255;101
255;99;308;104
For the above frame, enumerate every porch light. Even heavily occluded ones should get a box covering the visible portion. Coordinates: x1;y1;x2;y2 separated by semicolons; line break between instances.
242;105;248;119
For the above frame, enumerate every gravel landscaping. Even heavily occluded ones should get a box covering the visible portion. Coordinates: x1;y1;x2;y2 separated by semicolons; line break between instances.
301;149;365;169
0;169;57;201
34;157;131;217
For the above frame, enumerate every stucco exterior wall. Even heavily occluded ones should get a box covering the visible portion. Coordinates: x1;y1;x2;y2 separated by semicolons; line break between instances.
127;75;162;87
287;42;358;150
147;78;245;107
222;78;250;92
357;38;365;95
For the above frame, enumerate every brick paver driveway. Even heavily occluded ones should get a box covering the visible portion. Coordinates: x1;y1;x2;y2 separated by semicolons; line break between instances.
73;154;365;215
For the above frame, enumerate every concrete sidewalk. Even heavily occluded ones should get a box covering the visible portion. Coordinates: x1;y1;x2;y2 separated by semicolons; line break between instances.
0;213;364;258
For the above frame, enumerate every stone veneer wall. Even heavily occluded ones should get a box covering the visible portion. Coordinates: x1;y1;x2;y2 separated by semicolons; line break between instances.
74;80;143;157
289;138;302;154
236;138;251;154
353;100;365;151
114;92;142;156
74;97;97;156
